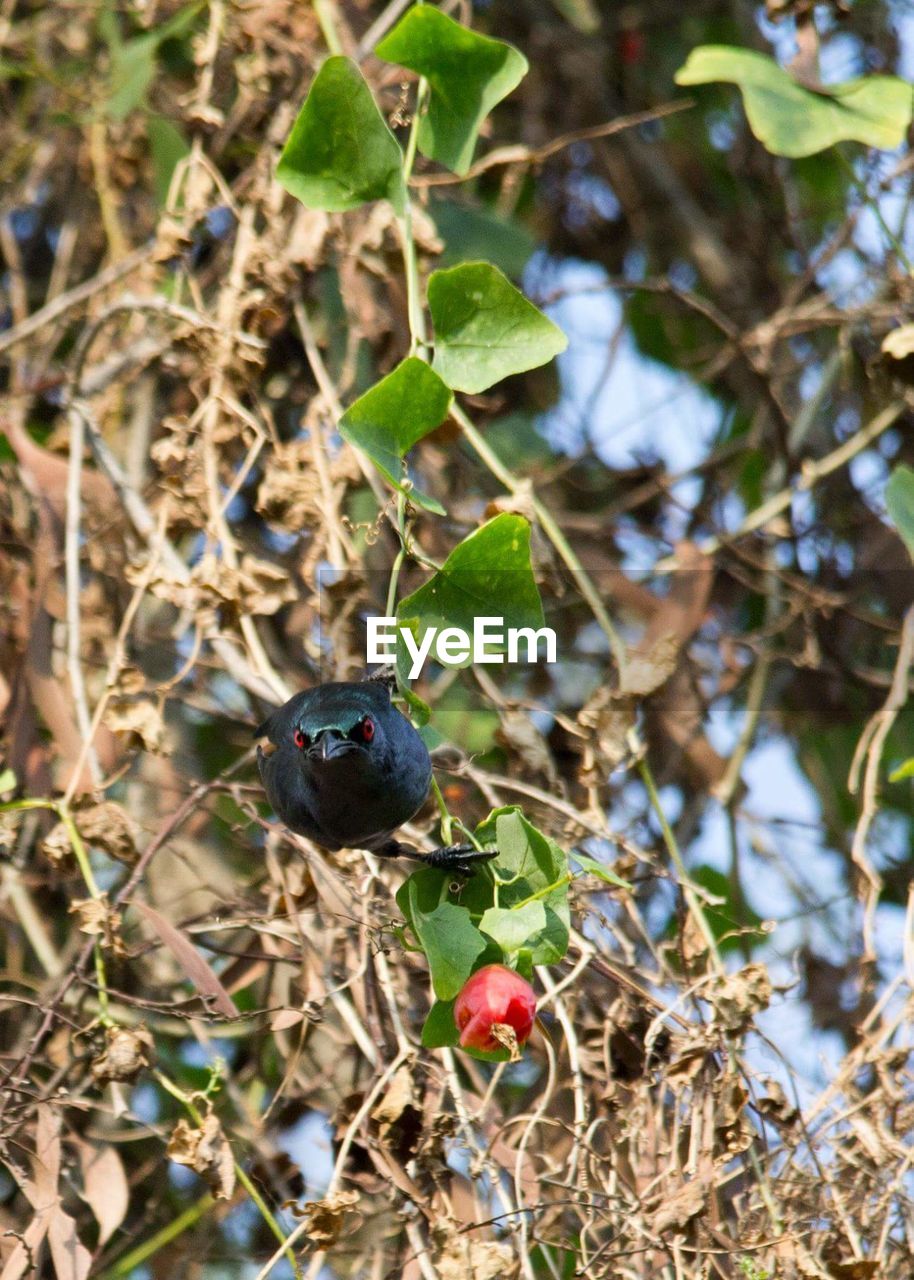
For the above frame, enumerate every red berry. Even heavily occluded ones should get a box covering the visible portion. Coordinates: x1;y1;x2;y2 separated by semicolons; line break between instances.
454;965;536;1054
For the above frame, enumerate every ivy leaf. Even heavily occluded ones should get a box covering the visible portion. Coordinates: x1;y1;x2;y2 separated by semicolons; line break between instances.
421;998;460;1048
675;46;913;158
396;514;545;674
468;808;571;966
886;465;914;562
277;56;405;213
479;901;547;954
337;358;451;514
375;7;527;176
571;852;632;890
397;870;487;1000
429;262;567;394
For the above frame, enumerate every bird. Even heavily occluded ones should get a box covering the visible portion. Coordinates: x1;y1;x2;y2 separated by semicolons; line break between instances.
255;675;494;874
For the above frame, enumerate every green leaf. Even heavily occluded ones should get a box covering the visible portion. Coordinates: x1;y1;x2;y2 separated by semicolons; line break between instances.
480;901;547;954
571;853;632;890
396;513;545;675
481;896;545;957
375;7;527;176
398;870;487;1000
0;768;16;793
890;758;914;783
429;262;567;394
675;46;913;158
276;56;405;213
421;998;460;1048
468;808;571;966
147;116;190;206
886;465;914;562
337;358;451;514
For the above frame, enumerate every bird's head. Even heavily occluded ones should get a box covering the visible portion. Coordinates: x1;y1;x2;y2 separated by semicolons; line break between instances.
258;681;399;774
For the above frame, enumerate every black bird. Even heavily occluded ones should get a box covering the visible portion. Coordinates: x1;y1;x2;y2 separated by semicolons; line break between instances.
256;678;493;873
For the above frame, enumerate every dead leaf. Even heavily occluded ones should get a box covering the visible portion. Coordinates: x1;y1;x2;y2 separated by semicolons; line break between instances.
133;900;238;1018
650;1179;705;1234
620;632;682;697
47;1207;92;1280
73;801;139;865
75;1141;129;1245
68;895;125;954
434;1221;518;1280
370;1064;415;1140
294;1190;359;1245
1;1106;92;1280
714;1074;753;1160
41;820;76;868
755;1079;798;1126
167;1113;236;1201
270;1008;305;1032
91;1023;155;1084
710;963;772;1032
103;697;166;753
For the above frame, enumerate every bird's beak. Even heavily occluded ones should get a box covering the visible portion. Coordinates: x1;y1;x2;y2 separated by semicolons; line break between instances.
312;731;355;762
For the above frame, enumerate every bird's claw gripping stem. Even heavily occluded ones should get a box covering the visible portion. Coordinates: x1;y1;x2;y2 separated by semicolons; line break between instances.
421;843;497;875
377;840;496;876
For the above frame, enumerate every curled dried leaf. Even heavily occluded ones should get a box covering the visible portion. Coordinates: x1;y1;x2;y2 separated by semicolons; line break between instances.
69;895;125;954
104;697;166;754
650;1178;705;1235
292;1189;359;1245
73;801;139;865
167;1113;236;1201
434;1221;517;1280
91;1024;155;1084
490;1021;521;1063
710;962;772;1032
370;1064;415;1140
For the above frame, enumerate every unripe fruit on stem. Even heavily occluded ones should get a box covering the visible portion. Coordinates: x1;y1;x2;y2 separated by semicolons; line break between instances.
454;964;536;1055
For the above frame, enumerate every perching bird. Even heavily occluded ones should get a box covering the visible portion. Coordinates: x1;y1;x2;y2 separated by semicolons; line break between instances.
255;676;493;873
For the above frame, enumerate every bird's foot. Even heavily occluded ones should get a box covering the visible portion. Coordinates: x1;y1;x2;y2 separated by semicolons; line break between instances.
421;843;497;876
377;840;495;876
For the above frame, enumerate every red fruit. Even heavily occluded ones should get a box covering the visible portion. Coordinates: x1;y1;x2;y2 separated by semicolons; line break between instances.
454;965;536;1054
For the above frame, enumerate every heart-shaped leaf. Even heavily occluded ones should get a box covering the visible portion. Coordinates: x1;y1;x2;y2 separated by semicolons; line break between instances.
396;514;545;669
397;869;487;1000
277;56;405;212
429;262;567;393
338;358;451;514
479;901;547;954
376;7;527;175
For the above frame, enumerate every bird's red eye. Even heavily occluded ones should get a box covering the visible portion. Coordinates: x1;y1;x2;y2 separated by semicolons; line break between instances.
293;729;307;749
361;717;375;742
